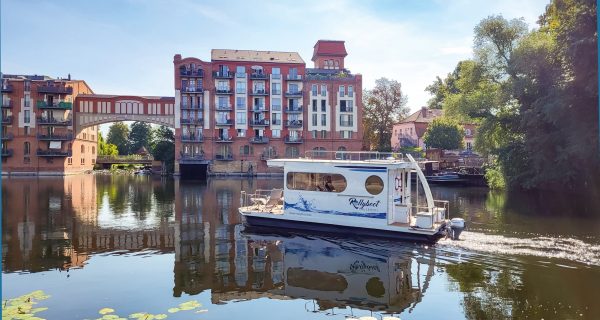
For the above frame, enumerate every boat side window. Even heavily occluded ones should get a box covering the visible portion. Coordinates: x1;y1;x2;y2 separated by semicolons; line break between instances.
365;175;384;195
286;172;347;193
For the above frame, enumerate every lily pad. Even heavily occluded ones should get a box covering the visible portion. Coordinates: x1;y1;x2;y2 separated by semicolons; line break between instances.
167;308;180;313
99;308;115;315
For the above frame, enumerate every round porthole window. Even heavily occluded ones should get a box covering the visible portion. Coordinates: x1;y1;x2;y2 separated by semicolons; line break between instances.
365;175;384;195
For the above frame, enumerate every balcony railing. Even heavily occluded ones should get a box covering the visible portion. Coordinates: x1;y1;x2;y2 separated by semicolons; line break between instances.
286;75;302;81
215;136;233;143
37;133;73;140
1;84;13;93
215;154;234;160
181;134;204;142
1;116;13;124
1;148;13;157
285;90;303;97
215;88;233;95
250;136;269;144
285;120;303;128
37;117;72;126
215;119;233;126
180;104;203;110
181;86;203;93
36;101;73;110
250;73;268;79
252;106;268;112
250;119;269;126
37;85;73;94
36;149;72;157
284;135;303;143
213;71;234;79
215;105;233;111
180;69;204;77
180;118;204;125
179;154;206;163
1;133;14;140
285;106;303;113
1;101;13;108
250;89;268;96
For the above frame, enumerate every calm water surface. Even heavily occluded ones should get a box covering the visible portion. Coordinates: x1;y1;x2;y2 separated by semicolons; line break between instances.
2;175;600;319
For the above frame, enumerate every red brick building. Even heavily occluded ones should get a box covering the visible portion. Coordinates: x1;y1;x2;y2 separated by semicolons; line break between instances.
1;75;97;175
174;40;363;176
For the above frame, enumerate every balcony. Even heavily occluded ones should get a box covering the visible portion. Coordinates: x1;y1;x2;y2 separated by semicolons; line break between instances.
284;135;303;144
285;106;303;113
2;133;13;140
181;134;204;142
179;154;207;164
215;105;233;111
37;117;73;126
286;75;302;81
285;120;303;128
1;116;12;124
36;149;72;157
1;148;13;157
37;85;73;94
213;71;234;79
1;84;13;93
180;104;203;111
36;101;73;110
252;106;268;112
285;90;303;97
250;119;270;127
215;88;233;95
180;69;204;77
181;86;203;93
250;73;268;80
2;101;13;108
215;154;234;161
249;89;268;96
250;136;269;144
37;133;73;141
180;118;204;125
215;119;233;126
215;136;233;143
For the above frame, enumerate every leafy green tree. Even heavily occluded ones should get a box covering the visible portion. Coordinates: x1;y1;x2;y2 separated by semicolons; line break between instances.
423;117;465;150
97;132;118;156
363;78;409;151
107;122;130;155
128;122;153;154
151;126;175;173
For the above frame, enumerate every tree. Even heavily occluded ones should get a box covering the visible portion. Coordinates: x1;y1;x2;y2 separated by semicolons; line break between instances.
151;126;175;173
128;122;153;154
363;78;409;151
107;122;130;155
423;117;465;150
97;132;118;156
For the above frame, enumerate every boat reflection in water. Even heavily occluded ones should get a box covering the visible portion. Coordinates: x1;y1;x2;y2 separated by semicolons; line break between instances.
175;216;436;317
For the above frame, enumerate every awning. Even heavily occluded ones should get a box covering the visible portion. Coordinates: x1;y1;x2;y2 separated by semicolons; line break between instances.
49;141;62;149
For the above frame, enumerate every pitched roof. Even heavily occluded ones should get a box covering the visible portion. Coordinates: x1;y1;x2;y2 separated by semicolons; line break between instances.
211;49;304;64
400;108;443;124
312;40;348;61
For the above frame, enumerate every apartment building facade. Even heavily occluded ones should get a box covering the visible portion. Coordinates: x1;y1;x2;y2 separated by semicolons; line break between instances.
1;75;98;175
174;40;363;176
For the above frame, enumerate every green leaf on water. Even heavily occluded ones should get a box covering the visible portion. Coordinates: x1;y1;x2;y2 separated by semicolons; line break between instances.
167;308;180;313
99;308;115;315
129;313;147;319
154;314;167;319
178;301;201;310
100;314;120;319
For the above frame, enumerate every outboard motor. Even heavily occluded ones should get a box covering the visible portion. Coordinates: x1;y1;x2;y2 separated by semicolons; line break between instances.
449;218;465;240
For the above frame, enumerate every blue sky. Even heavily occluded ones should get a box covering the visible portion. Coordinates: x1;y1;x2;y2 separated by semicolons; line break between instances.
2;0;550;112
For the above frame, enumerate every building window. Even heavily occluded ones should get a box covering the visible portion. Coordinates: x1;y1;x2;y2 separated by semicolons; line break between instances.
24;110;30;123
321;114;327;126
81;158;85;165
236;66;245;75
81;145;85;153
312;147;327;158
236;112;246;124
271;83;281;95
240;145;253;156
340;115;353;127
348;85;354;97
236;81;246;94
288;83;299;93
236;97;246;109
335;60;340;69
237;129;246;137
217;81;229;91
320;85;326;96
312;114;318;126
285;146;299;158
68;158;73;165
465;128;472;136
286;172;347;192
272;129;281;138
92;146;96;154
467;142;472;150
339;85;345;97
272;67;281;79
311;85;317;96
341;131;352;139
272;98;281;111
24;126;30;136
92;159;96;164
24;142;30;155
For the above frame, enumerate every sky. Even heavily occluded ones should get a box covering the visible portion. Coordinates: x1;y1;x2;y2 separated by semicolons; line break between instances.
1;0;551;113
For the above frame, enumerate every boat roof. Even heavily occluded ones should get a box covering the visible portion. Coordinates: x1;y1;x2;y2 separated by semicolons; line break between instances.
267;158;414;168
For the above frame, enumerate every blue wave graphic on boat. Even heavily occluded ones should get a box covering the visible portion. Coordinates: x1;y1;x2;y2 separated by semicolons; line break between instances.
285;196;386;219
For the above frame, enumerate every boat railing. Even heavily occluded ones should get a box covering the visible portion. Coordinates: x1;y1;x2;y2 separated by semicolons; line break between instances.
303;150;407;161
412;200;450;221
240;189;276;207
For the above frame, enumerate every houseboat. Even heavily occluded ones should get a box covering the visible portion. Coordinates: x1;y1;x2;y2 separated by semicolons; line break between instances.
239;152;464;243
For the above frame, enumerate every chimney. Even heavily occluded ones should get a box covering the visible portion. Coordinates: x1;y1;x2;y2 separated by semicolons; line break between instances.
421;106;427;118
68;73;71;80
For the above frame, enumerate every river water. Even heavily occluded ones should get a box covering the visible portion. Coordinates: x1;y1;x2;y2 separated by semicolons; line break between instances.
2;175;599;320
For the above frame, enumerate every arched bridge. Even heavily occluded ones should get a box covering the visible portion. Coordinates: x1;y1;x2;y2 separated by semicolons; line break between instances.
74;94;176;131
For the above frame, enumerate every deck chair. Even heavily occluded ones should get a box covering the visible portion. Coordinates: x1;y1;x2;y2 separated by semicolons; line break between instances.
263;188;283;211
